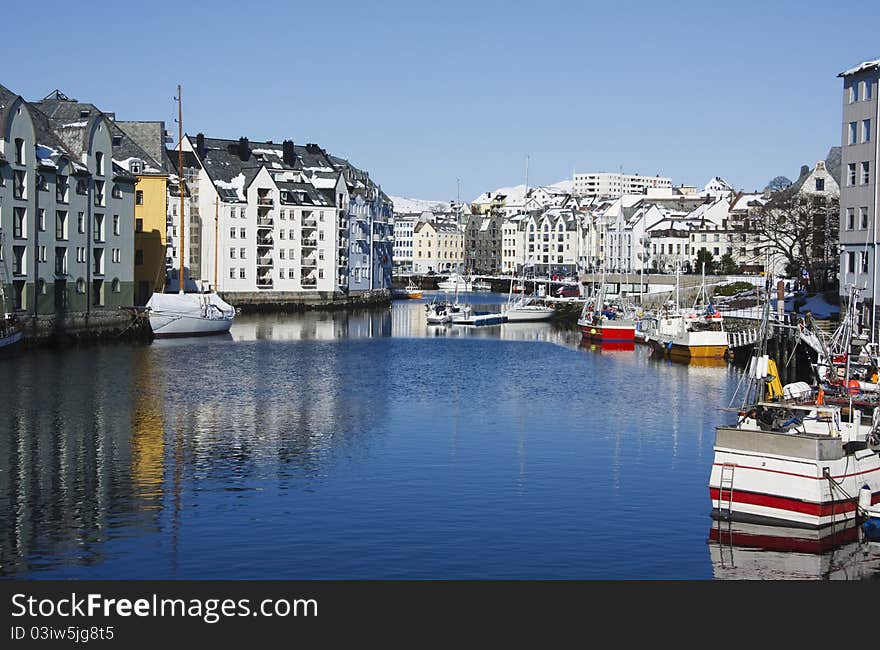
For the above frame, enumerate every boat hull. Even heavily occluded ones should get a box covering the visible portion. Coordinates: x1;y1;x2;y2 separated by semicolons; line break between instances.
149;313;233;338
504;307;555;322
709;425;880;529
0;330;23;349
578;319;635;342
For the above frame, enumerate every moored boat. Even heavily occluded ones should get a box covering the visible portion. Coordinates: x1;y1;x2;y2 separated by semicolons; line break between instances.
437;272;472;292
147;292;235;338
708;295;880;530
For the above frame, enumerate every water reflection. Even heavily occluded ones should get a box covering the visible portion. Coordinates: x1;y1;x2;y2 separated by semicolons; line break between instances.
709;522;880;579
1;295;755;578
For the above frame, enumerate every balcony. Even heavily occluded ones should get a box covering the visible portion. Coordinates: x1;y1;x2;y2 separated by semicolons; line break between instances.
257;276;274;288
302;255;317;267
257;193;274;207
257;217;274;227
302;238;317;248
302;276;317;287
257;237;274;247
257;256;273;266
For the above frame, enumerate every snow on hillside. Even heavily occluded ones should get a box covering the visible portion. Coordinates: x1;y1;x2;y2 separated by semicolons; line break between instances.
389;196;452;214
473;178;573;203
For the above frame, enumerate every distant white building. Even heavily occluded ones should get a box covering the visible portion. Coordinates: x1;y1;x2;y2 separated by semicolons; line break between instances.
572;172;672;198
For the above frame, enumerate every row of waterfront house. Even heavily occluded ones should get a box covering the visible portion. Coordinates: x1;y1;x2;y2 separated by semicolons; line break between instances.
0;83;394;337
393;59;878;308
393;161;840;280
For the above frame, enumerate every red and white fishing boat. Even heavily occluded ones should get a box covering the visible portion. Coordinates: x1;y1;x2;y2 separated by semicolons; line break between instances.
709;297;880;530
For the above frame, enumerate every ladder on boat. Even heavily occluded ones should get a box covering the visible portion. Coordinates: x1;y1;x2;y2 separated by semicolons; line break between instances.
717;463;736;520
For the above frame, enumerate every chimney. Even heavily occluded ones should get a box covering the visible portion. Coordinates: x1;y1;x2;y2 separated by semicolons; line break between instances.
238;137;250;161
196;133;205;158
800;164;809;178
282;140;295;167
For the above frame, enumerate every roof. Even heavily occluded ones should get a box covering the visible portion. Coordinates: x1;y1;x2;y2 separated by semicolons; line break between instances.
838;59;880;77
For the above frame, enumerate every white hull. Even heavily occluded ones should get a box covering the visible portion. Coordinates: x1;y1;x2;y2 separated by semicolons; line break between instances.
147;292;235;338
709;422;880;529
437;281;472;291
149;312;233;338
504;306;555;322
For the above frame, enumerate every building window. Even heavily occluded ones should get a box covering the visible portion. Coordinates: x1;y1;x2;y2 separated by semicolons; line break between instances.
13;208;26;239
38;209;46;232
92;280;104;306
78;212;85;234
866;80;873;101
113;215;120;236
54;247;66;275
94;180;105;206
112;184;122;199
849;163;857;186
13;169;25;199
229;207;236;219
38;278;46;295
14;138;25;165
279;250;285;259
815;178;824;192
136;190;144;205
94;214;104;242
862;161;870;185
76;178;88;195
239;228;246;238
239;268;246;279
239;208;245;219
112;248;120;263
230;248;236;258
135;218;143;233
230;268;236;279
280;230;286;240
851;83;859;103
57;175;68;203
848;251;857;272
39;245;47;262
134;249;143;266
861;207;870;229
76;278;85;294
77;247;85;263
96;152;105;176
850;122;858;145
240;248;246;259
112;278;120;293
861;252;869;274
864;119;872;143
230;228;236;239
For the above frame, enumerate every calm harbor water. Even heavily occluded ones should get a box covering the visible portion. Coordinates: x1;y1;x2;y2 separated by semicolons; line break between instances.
2;292;879;580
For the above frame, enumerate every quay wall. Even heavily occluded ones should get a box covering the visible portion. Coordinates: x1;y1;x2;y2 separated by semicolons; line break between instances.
19;309;151;347
220;289;391;313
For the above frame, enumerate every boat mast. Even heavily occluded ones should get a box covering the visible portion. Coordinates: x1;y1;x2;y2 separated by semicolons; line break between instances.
177;83;185;294
214;196;219;291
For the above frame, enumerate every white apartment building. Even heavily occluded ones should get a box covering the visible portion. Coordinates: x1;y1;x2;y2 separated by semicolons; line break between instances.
183;136;346;295
391;213;418;273
573;172;672;198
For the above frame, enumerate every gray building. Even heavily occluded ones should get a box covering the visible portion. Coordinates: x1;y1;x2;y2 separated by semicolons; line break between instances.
838;59;879;306
1;85;136;327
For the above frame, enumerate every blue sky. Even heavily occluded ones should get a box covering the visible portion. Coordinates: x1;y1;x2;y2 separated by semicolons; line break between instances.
6;0;879;201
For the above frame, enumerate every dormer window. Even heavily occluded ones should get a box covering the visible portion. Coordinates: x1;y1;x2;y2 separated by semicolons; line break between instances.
130;160;142;174
112;136;122;146
79;109;90;118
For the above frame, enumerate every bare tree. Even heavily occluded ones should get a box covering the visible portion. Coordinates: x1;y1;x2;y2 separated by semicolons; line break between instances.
751;190;839;290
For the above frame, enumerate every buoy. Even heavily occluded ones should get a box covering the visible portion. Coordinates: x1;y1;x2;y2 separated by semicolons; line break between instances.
847;379;860;396
859;485;872;514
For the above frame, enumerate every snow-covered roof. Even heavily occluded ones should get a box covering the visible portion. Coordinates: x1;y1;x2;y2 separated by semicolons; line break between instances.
838;59;880;77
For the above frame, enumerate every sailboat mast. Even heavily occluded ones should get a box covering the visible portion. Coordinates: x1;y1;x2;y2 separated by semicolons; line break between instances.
178;84;185;294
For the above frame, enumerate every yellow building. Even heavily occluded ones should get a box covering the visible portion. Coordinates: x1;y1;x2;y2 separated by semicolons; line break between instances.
133;174;169;305
413;220;464;274
114;121;173;305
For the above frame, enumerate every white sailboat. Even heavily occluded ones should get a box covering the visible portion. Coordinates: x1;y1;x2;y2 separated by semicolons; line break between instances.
502;156;555;323
437;272;472;292
147;84;235;338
